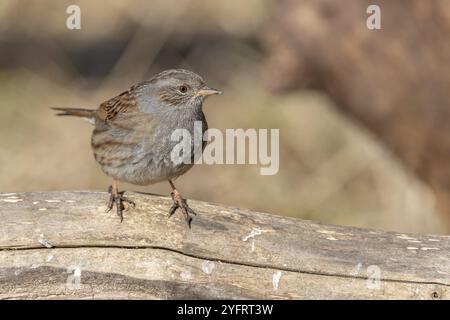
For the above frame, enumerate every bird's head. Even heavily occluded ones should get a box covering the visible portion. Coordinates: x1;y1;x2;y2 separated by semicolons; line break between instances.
140;69;222;110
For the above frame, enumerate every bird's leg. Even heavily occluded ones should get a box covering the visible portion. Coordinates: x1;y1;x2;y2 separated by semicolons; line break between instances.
106;179;135;222
168;179;196;228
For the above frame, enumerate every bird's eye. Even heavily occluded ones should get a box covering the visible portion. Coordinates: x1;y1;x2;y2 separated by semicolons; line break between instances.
179;85;188;93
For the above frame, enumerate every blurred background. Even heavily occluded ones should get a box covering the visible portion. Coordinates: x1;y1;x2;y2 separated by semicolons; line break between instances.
1;0;449;234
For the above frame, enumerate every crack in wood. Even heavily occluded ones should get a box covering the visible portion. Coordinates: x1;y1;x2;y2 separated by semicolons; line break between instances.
2;244;449;288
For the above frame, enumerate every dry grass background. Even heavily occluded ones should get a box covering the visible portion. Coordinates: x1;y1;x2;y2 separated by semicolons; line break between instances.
0;0;446;234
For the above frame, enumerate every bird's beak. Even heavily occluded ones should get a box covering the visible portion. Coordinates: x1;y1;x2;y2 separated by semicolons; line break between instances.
196;86;223;97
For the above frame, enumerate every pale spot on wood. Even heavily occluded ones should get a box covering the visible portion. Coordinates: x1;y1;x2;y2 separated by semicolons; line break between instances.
397;234;417;241
317;230;336;234
317;229;352;237
350;262;362;276
65;200;76;203
420;247;439;251
408;240;422;243
326;236;338;241
46;254;54;262
38;208;47;211
1;199;23;203
407;247;419;250
201;261;215;274
38;237;52;248
427;239;440;242
180;270;192;281
241;228;267;242
45;200;61;203
32;201;40;205
1;193;17;196
272;271;282;291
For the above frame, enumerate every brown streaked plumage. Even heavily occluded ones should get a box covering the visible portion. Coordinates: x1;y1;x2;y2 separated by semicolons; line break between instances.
100;86;140;121
52;69;222;227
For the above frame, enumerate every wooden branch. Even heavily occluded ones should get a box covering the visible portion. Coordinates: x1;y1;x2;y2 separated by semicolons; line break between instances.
0;191;448;299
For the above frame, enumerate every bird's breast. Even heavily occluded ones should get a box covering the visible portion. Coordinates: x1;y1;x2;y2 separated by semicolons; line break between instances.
93;108;207;185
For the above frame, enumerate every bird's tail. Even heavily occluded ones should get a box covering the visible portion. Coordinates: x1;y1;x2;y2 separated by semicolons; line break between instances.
51;107;96;125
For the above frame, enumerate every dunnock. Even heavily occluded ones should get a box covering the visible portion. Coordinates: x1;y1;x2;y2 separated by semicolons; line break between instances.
53;69;222;227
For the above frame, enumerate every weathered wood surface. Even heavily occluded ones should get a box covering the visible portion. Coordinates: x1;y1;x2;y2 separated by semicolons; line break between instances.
0;191;449;299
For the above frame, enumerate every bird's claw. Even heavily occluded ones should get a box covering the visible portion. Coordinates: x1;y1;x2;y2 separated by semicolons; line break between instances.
169;191;196;228
107;186;135;222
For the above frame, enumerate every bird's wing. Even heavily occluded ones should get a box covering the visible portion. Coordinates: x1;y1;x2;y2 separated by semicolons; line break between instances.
92;84;155;154
96;87;140;122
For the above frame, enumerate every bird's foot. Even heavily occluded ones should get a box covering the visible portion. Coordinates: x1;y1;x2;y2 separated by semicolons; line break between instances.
169;190;196;228
107;186;135;222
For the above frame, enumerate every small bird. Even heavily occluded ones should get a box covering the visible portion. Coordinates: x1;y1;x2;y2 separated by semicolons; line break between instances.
53;69;222;227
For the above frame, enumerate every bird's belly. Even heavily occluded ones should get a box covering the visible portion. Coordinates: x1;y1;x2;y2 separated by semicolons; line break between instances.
116;155;193;185
99;141;195;186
